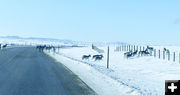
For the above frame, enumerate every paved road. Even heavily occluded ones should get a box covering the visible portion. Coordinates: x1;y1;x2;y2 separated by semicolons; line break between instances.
0;47;97;95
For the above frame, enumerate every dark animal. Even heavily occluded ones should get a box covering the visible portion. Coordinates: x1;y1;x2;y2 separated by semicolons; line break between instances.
163;48;170;54
92;54;103;61
82;55;91;60
52;46;56;52
2;44;7;49
132;50;138;56
126;53;133;58
124;50;138;58
124;50;132;57
139;49;150;56
147;46;154;51
36;45;47;52
163;48;167;51
94;56;103;61
92;54;103;59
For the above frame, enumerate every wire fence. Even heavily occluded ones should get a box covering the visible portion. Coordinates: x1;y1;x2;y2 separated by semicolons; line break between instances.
115;45;180;63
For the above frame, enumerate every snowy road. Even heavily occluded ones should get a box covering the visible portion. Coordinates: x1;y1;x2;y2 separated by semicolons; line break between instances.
0;47;97;95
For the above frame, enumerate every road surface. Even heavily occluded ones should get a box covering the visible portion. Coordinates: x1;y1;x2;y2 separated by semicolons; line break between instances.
0;47;97;95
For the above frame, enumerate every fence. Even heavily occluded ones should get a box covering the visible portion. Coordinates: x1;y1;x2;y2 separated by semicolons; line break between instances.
115;45;180;63
92;44;104;53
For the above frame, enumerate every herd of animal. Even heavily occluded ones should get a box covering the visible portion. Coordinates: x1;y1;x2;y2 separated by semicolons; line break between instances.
36;44;171;61
82;54;103;61
36;45;56;52
36;45;104;61
124;46;154;58
124;46;171;59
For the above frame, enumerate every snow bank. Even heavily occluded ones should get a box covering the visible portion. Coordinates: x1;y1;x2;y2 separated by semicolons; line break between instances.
45;51;140;95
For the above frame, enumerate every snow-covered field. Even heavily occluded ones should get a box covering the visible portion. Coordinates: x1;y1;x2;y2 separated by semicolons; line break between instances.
46;46;180;95
1;37;180;95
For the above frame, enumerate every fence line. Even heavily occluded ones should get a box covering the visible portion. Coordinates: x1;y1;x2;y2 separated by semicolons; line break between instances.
115;45;180;64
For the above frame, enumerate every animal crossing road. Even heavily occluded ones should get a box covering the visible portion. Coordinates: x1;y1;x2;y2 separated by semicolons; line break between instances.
0;47;97;95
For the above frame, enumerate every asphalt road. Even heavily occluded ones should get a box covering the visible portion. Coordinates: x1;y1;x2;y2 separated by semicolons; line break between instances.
0;47;97;95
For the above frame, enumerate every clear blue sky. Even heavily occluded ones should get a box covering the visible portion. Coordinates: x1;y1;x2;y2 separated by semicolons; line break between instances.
0;0;180;45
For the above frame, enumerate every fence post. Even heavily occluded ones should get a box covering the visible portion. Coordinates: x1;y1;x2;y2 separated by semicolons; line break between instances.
107;46;109;69
163;50;165;60
58;47;59;53
121;46;122;51
136;46;138;51
134;45;135;52
124;45;126;51
154;49;156;57
159;50;160;59
126;45;128;51
173;52;175;62
125;45;127;51
143;47;145;51
121;45;124;51
53;47;55;55
150;50;152;56
126;45;127;51
168;51;170;61
127;45;129;51
121;45;123;51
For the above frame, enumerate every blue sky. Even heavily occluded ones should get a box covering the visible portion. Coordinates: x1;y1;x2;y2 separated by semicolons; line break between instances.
0;0;180;45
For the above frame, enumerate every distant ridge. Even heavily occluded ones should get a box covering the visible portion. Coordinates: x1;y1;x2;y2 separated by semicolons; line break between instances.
0;36;128;45
0;36;21;39
0;36;75;43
